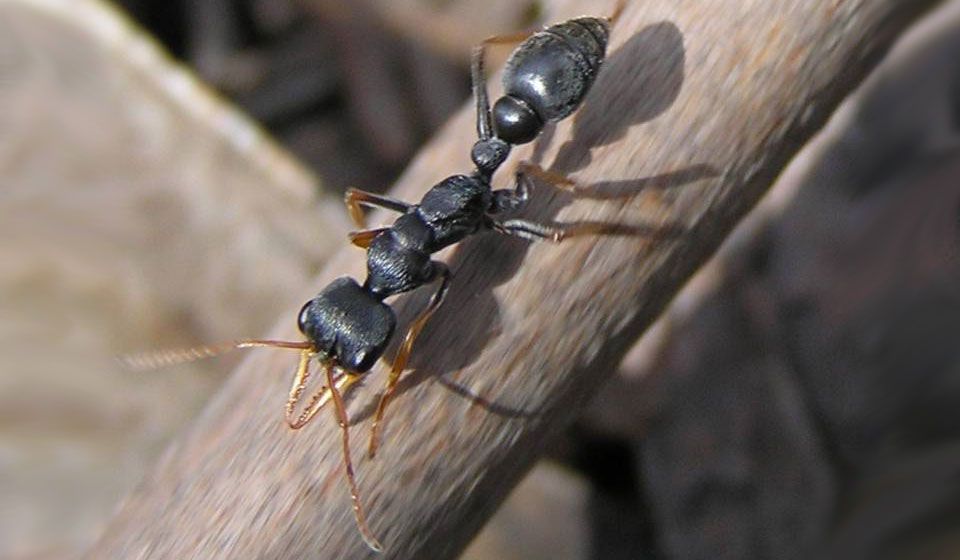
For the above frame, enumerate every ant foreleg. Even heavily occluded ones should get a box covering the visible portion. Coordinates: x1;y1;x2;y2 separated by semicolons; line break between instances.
368;263;451;459
323;363;383;552
345;187;413;228
348;227;389;249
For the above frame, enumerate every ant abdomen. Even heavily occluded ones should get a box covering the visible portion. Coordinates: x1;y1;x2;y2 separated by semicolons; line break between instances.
494;17;610;144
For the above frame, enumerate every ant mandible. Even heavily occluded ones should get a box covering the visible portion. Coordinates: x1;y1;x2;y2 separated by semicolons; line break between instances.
129;3;625;552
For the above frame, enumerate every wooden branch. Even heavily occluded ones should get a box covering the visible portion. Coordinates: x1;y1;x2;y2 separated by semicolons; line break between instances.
89;0;937;558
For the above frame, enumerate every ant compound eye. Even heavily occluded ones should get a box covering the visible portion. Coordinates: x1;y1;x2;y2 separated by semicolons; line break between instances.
345;345;381;373
297;300;314;334
350;349;369;371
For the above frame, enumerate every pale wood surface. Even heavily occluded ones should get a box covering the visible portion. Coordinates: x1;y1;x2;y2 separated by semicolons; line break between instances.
89;0;937;558
0;1;344;557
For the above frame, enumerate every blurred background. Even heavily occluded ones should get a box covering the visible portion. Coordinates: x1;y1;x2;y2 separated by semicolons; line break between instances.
2;0;960;558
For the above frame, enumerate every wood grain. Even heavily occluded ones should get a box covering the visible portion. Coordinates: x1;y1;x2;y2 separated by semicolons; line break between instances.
89;0;937;558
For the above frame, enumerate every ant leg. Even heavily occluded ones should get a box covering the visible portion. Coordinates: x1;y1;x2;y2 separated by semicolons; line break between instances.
472;31;533;140
285;350;362;429
348;227;389;249
493;219;626;243
490;161;581;214
517;161;579;191
492;219;564;242
609;0;627;24
345;187;412;228
484;30;535;45
324;363;383;552
471;45;493;139
368;263;451;458
490;167;531;213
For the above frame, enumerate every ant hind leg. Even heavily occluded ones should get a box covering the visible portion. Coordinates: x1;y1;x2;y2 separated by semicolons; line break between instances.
472;30;535;140
494;219;640;243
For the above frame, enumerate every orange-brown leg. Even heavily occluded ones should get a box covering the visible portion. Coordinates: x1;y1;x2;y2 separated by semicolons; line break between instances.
483;30;533;47
609;0;627;24
348;227;389;249
324;363;383;552
367;264;451;458
517;161;579;191
344;187;412;228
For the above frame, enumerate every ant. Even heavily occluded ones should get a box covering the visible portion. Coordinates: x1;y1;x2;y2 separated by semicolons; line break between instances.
129;4;625;552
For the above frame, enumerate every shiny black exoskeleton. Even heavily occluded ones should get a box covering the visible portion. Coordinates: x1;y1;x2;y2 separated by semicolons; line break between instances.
491;16;609;145
298;16;611;375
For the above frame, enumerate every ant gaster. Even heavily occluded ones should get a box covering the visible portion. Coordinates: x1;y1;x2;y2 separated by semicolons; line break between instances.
129;7;622;552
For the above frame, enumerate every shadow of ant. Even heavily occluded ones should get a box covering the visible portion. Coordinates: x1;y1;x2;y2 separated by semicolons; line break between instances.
350;21;717;426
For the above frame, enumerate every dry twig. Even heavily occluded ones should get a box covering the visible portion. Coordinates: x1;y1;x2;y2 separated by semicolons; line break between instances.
89;0;937;557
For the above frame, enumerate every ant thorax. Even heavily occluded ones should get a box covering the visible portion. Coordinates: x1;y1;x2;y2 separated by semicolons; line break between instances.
416;174;493;251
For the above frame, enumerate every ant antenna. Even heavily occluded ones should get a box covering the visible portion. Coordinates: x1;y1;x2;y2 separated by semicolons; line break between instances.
119;339;313;371
122;340;380;549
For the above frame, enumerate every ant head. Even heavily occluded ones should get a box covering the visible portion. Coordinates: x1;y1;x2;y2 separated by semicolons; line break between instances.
298;277;397;373
470;137;511;176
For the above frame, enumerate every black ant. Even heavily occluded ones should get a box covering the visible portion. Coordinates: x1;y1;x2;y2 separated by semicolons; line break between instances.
128;5;625;552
